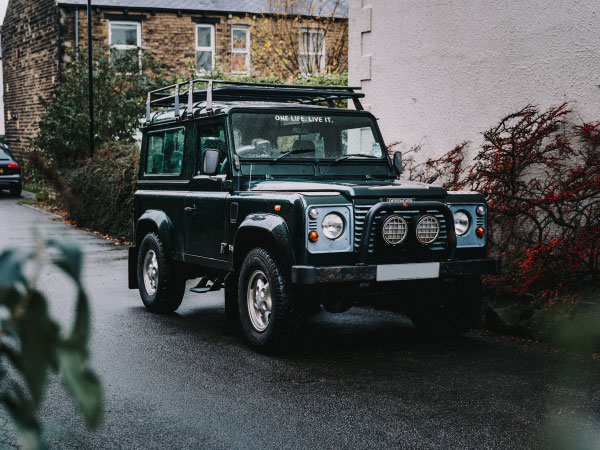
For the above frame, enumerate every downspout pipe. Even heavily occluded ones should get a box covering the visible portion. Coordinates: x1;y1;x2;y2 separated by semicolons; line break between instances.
75;7;79;59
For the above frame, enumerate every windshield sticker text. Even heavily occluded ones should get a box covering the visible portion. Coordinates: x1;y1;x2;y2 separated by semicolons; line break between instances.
275;115;333;124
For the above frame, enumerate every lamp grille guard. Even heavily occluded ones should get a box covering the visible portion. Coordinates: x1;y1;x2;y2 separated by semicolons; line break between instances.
357;201;458;263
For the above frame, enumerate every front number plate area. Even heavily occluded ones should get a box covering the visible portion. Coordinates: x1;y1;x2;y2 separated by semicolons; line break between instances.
376;262;440;281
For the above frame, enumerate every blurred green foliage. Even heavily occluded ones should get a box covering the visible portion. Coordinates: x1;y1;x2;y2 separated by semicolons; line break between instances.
0;236;102;449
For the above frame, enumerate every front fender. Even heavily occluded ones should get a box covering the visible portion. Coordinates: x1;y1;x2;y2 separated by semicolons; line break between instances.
236;213;295;268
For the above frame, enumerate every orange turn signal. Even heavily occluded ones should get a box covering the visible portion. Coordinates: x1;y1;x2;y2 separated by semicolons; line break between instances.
476;226;485;238
308;231;319;242
274;205;281;212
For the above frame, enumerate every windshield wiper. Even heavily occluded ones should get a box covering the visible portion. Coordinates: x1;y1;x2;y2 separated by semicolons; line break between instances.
334;153;381;162
274;148;315;162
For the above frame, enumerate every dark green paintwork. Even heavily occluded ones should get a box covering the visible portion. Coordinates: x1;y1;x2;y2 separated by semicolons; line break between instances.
130;104;492;283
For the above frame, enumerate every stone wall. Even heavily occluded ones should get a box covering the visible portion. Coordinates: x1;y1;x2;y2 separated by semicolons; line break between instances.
1;0;59;157
59;7;348;78
1;4;348;156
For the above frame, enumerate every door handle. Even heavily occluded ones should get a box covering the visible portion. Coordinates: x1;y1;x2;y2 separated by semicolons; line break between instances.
184;206;197;213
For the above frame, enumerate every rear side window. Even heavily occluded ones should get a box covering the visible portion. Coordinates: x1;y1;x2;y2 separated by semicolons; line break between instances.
146;128;185;175
0;149;10;159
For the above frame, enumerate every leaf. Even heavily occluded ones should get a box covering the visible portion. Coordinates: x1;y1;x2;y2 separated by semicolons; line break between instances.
58;348;103;429
64;290;91;352
14;290;61;409
47;238;84;284
0;248;34;288
0;369;39;434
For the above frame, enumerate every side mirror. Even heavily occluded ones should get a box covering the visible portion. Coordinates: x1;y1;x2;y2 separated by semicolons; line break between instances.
393;152;403;175
203;149;220;176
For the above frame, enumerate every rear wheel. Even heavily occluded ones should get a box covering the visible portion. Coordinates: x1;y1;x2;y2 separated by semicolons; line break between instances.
9;184;21;197
238;248;302;351
408;275;482;337
137;232;185;314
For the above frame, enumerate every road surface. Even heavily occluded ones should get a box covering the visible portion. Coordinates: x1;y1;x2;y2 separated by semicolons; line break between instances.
0;192;599;449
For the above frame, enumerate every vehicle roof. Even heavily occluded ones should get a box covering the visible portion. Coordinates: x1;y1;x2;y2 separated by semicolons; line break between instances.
148;101;372;126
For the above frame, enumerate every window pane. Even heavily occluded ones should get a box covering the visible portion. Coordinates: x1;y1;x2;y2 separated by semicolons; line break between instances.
196;120;228;175
164;130;185;174
232;29;247;50
197;26;212;47
111;24;138;46
231;112;383;160
342;127;381;157
300;32;310;54
311;32;324;54
196;51;213;71
146;134;164;174
146;130;184;175
231;53;247;72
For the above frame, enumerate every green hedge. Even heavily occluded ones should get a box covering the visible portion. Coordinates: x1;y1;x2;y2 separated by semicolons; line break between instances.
64;143;138;241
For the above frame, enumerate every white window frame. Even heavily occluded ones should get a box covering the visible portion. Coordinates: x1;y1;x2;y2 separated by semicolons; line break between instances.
109;21;142;67
231;26;250;74
299;29;326;75
195;24;215;73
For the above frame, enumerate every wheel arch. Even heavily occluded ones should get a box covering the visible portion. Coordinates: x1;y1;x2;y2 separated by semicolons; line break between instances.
233;214;295;273
130;210;176;290
135;209;176;256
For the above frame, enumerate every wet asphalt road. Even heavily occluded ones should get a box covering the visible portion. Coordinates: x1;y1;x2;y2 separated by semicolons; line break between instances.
0;192;599;449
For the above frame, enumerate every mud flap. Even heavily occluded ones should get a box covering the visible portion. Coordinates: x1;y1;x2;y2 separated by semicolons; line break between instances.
128;246;138;289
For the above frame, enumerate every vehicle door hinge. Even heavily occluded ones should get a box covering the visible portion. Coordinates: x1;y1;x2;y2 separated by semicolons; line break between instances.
220;243;234;255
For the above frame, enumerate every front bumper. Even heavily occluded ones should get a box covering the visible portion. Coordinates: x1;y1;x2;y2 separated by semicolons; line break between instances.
291;258;501;285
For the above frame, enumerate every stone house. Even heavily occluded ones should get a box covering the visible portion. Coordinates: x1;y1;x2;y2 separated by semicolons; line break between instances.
2;0;348;156
349;0;600;161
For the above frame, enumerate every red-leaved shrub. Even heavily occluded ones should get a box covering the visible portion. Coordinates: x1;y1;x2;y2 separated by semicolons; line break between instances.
404;104;600;302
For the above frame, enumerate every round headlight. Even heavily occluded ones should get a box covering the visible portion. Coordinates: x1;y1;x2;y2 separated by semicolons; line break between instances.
416;215;440;244
382;215;408;245
321;213;344;240
453;211;470;236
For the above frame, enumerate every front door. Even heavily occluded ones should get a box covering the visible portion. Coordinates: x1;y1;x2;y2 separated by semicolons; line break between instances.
184;118;231;268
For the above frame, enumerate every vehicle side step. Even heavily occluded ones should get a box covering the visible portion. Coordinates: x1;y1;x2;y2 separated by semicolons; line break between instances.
190;275;224;294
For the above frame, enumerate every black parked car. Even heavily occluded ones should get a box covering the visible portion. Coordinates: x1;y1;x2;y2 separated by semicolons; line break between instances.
129;80;500;352
0;143;22;197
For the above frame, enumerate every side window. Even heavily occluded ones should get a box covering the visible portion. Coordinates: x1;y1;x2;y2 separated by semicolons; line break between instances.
196;120;229;175
145;129;185;175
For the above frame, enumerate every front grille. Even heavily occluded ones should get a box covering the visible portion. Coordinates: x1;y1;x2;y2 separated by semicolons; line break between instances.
353;201;448;254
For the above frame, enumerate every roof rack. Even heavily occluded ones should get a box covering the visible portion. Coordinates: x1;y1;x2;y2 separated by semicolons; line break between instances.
145;79;365;123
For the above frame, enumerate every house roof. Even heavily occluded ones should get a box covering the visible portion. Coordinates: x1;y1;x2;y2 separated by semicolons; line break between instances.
56;0;348;18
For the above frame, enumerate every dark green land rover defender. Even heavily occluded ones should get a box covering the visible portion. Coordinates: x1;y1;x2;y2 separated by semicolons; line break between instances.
128;79;500;351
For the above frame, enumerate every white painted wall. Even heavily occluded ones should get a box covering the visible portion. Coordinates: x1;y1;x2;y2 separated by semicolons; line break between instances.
349;0;600;161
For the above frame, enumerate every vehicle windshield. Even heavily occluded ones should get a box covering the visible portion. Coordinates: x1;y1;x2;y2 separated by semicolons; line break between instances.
231;112;385;161
0;148;10;160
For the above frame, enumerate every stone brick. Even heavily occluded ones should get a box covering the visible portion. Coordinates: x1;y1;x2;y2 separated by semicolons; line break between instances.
1;0;59;158
2;3;348;157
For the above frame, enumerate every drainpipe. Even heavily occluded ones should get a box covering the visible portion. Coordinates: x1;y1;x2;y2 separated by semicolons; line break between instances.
75;7;79;59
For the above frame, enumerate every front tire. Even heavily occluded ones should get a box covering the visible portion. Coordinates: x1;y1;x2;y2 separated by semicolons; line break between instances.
238;248;302;351
408;275;482;337
137;232;185;314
